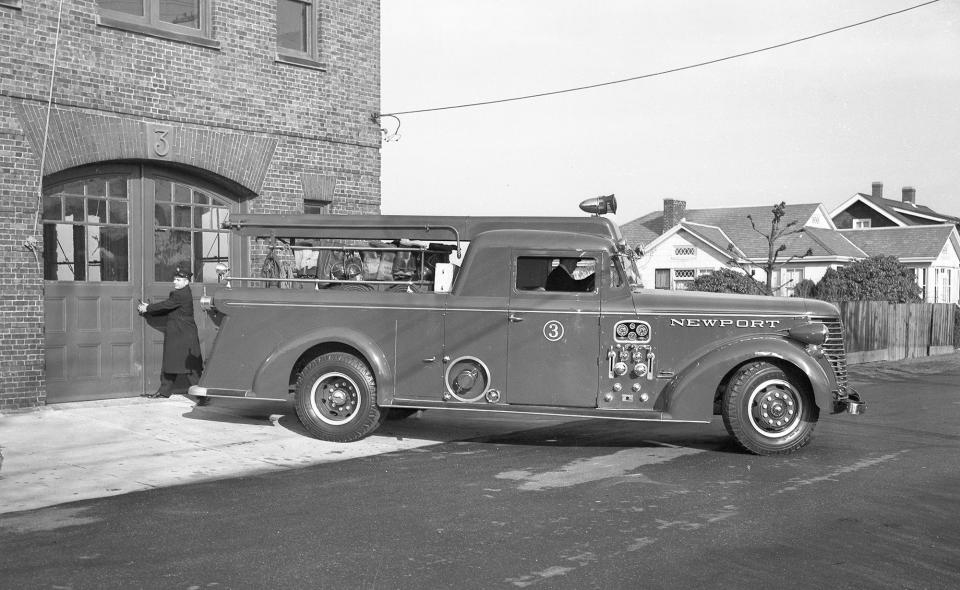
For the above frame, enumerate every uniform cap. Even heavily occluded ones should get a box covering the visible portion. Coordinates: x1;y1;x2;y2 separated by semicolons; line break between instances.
174;266;192;280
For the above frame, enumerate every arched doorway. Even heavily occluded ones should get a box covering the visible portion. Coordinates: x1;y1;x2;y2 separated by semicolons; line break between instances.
42;163;244;403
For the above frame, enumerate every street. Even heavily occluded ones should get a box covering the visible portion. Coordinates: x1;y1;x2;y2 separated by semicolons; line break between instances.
2;357;959;590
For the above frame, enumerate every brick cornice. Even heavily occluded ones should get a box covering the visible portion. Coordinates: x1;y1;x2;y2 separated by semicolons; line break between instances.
12;101;278;194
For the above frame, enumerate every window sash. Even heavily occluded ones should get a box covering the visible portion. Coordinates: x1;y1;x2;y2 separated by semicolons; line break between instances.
278;0;318;62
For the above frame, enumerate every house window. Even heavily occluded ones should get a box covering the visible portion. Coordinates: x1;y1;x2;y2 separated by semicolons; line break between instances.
911;267;928;301
934;268;952;303
278;0;320;66
852;218;872;229
674;246;696;257
654;269;670;290
781;268;804;297
97;0;216;47
673;268;696;290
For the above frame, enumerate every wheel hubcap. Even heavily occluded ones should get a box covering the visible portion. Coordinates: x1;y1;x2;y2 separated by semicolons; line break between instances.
311;372;361;425
747;379;803;439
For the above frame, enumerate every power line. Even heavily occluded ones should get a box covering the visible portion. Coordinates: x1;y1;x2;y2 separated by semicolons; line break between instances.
379;0;942;118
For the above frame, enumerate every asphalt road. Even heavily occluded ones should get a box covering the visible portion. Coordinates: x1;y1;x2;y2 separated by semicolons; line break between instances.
1;358;959;590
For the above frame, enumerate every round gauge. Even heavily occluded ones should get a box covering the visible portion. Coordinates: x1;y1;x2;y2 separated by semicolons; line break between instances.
636;323;650;339
627;332;637;341
616;324;629;337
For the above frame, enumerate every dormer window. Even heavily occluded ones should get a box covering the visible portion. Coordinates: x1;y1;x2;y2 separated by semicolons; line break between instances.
853;219;872;229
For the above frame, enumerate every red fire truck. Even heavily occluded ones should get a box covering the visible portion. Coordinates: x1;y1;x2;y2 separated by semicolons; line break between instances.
191;196;864;455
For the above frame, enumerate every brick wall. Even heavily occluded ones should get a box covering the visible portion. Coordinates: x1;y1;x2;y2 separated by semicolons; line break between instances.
0;0;381;409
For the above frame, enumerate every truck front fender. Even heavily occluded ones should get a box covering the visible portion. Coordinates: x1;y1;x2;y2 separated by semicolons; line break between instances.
250;327;395;401
660;336;834;421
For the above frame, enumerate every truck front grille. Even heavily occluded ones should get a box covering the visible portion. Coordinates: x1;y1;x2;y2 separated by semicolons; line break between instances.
814;316;849;389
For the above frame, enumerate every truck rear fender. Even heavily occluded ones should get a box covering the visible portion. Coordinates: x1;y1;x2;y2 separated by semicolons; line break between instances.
251;328;394;401
661;336;833;421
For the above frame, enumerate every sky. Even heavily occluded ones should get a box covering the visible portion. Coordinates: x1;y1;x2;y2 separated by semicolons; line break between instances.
378;0;960;225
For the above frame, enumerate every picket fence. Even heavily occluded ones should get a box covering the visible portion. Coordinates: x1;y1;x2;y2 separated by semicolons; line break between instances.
837;301;956;364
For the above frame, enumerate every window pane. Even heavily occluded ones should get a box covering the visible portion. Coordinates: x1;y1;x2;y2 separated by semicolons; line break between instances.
43;195;62;221
155;229;192;282
43;223;80;281
107;177;128;199
174;205;192;228
278;0;308;52
85;178;107;197
61;180;84;196
155;203;171;227
195;191;209;205
159;0;199;29
99;227;129;282
198;231;229;282
99;0;145;16
109;200;128;224
87;198;108;223
154;179;172;202
174;184;191;204
64;196;84;221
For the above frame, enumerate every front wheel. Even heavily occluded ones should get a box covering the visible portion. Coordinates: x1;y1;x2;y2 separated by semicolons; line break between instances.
294;352;385;442
722;361;818;455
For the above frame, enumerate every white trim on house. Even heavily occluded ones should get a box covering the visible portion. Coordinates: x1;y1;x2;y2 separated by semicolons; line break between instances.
889;206;954;224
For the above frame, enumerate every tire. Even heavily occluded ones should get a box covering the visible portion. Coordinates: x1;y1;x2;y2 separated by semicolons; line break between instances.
294;352;385;442
722;361;818;455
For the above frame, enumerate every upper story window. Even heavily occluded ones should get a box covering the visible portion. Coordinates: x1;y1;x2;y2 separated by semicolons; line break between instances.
852;218;872;229
97;0;217;48
278;0;321;68
674;246;696;257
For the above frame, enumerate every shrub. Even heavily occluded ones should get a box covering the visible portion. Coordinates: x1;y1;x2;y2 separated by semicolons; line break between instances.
690;268;767;295
791;278;817;298
815;256;921;303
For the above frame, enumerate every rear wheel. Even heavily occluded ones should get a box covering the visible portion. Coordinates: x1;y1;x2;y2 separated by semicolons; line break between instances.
722;361;818;455
294;352;385;442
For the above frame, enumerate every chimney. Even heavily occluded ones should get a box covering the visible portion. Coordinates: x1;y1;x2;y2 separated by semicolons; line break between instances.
662;199;687;232
871;182;883;200
902;186;916;205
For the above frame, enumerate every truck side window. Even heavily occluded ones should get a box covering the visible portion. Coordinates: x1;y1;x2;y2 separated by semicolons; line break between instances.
516;256;596;293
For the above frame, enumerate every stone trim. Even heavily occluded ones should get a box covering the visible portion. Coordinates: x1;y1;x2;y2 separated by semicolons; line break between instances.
13;101;277;194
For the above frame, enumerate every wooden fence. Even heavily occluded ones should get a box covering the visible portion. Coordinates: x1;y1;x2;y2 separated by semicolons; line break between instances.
837;301;956;364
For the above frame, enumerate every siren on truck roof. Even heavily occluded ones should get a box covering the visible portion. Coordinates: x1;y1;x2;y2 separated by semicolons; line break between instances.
579;194;617;216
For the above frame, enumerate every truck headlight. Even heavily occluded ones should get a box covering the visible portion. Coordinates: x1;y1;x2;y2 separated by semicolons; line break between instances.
788;323;828;346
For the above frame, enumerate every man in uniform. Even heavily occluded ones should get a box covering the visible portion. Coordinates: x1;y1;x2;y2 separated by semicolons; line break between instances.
138;266;203;398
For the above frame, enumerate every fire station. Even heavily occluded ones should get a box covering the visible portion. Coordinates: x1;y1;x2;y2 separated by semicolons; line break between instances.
0;0;382;409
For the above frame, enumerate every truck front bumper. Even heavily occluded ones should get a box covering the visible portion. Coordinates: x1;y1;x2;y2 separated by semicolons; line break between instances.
833;386;866;415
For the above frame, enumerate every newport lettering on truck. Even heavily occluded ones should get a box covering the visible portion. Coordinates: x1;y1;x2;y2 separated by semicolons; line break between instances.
191;195;865;455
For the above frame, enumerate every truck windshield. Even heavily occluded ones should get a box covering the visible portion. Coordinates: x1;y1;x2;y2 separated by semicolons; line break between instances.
615;253;644;291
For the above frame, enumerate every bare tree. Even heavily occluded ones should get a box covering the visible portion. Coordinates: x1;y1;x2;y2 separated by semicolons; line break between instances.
726;201;813;295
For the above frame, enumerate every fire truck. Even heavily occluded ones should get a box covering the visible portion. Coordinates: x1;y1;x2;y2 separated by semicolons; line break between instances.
191;196;865;455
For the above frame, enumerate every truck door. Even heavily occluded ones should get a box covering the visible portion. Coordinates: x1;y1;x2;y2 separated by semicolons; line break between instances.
506;253;602;407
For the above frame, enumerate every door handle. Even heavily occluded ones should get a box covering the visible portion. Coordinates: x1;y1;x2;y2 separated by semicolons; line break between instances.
422;356;436;363
508;313;524;323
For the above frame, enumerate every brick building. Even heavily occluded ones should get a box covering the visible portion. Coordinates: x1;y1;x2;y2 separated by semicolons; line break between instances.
1;0;381;409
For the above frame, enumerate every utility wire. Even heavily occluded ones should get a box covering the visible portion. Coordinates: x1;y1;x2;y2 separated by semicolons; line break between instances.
379;0;941;118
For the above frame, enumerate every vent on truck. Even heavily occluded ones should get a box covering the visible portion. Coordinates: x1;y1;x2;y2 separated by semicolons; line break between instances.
814;316;849;389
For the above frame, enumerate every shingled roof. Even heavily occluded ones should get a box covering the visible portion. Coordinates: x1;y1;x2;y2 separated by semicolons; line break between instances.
846;192;960;227
840;225;958;260
621;203;855;260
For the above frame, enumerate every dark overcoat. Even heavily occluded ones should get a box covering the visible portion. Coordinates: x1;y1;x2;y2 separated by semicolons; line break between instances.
145;285;203;374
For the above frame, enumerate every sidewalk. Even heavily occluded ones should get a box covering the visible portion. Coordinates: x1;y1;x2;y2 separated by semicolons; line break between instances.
0;395;565;516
